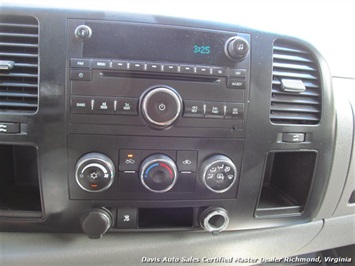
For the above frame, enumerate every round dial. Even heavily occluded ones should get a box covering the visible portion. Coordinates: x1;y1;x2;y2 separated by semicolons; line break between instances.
140;154;178;193
75;153;115;192
224;36;249;61
140;86;182;128
200;155;237;193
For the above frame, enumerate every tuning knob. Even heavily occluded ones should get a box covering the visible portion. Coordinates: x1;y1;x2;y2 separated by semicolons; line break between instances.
75;153;115;192
225;36;249;61
140;86;182;129
81;209;112;239
200;155;237;193
140;154;178;193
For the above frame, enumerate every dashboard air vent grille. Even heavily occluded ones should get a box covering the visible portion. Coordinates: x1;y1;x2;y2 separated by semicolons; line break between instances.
270;39;321;124
0;15;39;113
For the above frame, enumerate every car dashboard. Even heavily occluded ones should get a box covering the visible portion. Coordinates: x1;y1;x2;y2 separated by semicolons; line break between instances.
1;1;354;265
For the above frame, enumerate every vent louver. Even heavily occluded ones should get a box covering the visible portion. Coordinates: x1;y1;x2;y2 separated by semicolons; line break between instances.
0;15;39;113
270;39;321;124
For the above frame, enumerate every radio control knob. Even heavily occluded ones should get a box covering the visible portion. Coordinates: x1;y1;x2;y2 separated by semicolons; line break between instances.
140;86;182;129
225;36;249;61
140;154;178;193
75;153;115;192
75;25;92;40
200;155;237;193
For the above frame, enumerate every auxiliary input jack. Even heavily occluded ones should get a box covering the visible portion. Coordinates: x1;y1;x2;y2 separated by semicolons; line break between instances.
200;207;229;235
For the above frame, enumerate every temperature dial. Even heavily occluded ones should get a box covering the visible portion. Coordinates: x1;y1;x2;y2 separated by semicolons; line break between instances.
140;154;178;193
200;155;237;193
75;153;115;192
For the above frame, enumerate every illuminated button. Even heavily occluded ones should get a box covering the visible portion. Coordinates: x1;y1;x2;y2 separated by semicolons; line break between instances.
163;64;178;73
225;103;244;120
228;68;246;77
196;66;211;75
227;78;246;89
130;62;145;71
70;58;91;68
180;65;195;74
115;97;138;115
70;70;92;80
112;60;129;70
205;102;224;118
211;67;226;76
70;96;92;113
92;60;111;69
146;63;162;72
119;150;142;171
183;100;204;118
93;97;115;114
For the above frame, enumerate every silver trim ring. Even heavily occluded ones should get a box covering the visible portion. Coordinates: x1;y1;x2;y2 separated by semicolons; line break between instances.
140;155;178;193
141;87;182;127
202;209;229;232
75;153;115;193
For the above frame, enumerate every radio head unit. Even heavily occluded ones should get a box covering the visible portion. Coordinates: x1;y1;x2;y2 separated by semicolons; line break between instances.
67;20;250;138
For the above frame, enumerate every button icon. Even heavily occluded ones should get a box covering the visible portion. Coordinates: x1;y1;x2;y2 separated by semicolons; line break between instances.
227;174;234;180
182;159;192;165
158;103;166;111
123;215;130;222
125;159;135;164
191;106;198;113
216;173;225;180
100;102;108;110
207;173;213;179
224;166;231;173
123;102;131;111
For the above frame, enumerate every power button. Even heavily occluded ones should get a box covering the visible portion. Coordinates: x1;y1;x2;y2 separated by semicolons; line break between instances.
75;25;92;40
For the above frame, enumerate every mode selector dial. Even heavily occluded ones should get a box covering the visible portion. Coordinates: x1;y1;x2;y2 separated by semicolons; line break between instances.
140;154;178;193
141;86;182;129
75;153;115;192
200;155;237;193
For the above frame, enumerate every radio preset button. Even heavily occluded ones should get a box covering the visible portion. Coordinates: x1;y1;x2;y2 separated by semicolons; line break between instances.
70;58;91;68
130;62;145;71
70;70;92;81
211;67;226;76
183;100;205;118
196;66;211;75
92;60;111;69
205;102;225;118
116;97;138;116
180;65;195;74
112;61;129;70
93;97;115;114
227;78;246;89
163;64;179;73
146;63;162;72
225;103;244;120
70;96;92;114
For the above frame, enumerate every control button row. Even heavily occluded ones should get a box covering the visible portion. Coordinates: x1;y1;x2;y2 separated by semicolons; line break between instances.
70;96;138;115
119;149;197;173
183;100;244;120
70;58;246;78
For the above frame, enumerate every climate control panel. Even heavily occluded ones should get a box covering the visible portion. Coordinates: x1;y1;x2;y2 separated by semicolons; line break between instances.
70;136;243;201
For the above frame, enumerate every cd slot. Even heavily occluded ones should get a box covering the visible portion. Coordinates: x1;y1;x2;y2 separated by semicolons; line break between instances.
101;71;221;83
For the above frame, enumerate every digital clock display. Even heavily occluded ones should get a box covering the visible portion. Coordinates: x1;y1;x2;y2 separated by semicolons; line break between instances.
84;22;237;67
193;45;211;55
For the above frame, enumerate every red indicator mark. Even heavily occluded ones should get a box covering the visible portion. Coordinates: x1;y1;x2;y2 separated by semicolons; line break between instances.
160;163;173;178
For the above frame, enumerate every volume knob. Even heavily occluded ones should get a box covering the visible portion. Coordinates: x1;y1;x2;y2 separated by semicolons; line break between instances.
225;36;249;61
140;86;182;129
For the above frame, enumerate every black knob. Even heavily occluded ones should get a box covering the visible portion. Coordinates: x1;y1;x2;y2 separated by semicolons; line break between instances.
140;86;182;129
200;207;229;234
200;155;237;193
140;154;178;193
225;36;249;61
74;25;92;40
75;153;115;192
81;209;112;239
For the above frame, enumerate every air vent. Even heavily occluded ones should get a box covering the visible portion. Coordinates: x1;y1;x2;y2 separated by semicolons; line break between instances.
270;39;321;124
0;15;39;113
